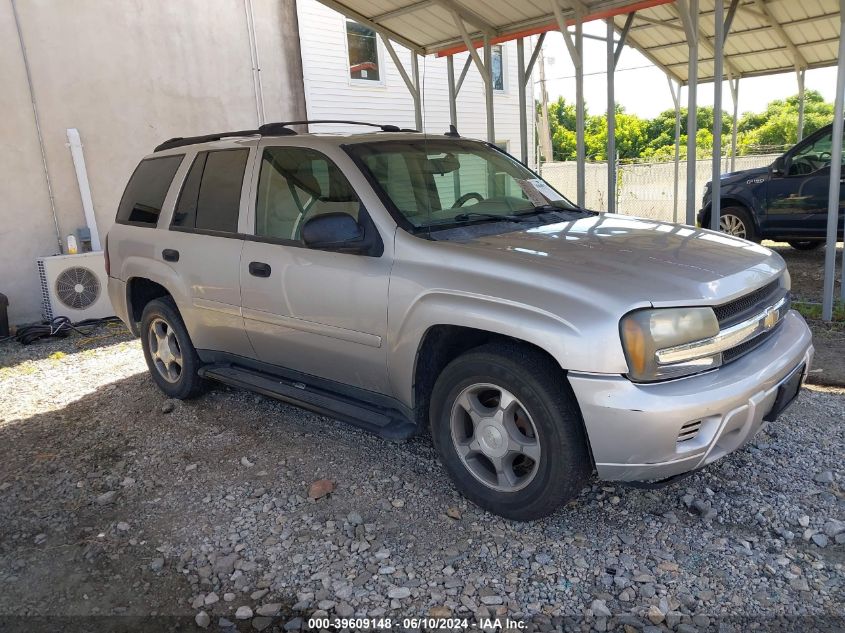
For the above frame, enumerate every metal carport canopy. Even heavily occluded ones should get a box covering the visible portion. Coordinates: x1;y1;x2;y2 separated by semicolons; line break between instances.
316;0;673;56
316;0;841;81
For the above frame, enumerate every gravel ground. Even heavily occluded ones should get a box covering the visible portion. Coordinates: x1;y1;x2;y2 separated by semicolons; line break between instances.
764;241;842;304
0;325;843;633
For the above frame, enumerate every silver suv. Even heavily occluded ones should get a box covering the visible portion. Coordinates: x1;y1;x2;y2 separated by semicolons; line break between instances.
107;121;814;520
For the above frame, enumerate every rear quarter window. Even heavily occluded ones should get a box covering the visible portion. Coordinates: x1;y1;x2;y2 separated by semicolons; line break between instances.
116;155;184;226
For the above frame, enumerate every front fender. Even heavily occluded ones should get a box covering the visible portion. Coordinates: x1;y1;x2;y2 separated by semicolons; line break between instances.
388;289;628;407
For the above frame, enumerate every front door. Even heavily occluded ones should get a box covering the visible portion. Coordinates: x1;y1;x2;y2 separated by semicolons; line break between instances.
767;127;845;237
239;142;392;395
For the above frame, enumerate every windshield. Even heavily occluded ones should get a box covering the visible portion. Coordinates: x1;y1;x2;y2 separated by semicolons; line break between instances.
345;139;578;230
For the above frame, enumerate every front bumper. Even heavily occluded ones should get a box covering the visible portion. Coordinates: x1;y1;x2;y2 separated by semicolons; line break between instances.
569;310;813;481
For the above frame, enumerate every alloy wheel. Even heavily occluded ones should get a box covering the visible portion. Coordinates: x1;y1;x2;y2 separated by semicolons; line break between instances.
449;383;541;492
148;317;183;383
719;213;747;238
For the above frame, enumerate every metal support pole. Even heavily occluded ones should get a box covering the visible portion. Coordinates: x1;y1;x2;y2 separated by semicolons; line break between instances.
823;3;845;318
517;41;527;153
483;37;495;144
574;17;585;208
605;12;635;214
447;55;457;130
607;20;616;213
678;0;699;225
552;0;585;206
538;47;553;163
711;0;724;232
669;78;682;223
797;69;806;142
381;35;422;130
730;77;739;172
411;52;422;130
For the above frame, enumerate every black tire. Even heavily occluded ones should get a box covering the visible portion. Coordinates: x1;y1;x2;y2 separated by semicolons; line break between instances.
429;342;591;521
787;240;823;251
139;297;206;399
717;206;759;243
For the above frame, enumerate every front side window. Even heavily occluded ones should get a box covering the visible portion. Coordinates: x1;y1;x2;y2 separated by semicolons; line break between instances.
255;147;360;243
491;45;504;91
116;155;183;226
788;132;833;176
347;139;577;230
173;149;249;233
346;20;380;82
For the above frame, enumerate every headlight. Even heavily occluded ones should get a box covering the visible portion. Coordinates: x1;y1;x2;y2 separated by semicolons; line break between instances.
620;307;720;382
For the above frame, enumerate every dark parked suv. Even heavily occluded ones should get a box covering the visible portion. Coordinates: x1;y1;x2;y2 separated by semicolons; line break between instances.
699;122;845;249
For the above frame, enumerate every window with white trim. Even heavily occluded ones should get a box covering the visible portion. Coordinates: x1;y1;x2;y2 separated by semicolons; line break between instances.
346;20;381;82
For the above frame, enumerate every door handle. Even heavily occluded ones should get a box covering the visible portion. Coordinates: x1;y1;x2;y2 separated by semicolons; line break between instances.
249;261;271;277
162;249;179;262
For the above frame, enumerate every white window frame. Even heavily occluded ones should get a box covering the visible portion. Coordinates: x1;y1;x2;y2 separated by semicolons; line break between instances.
344;17;386;88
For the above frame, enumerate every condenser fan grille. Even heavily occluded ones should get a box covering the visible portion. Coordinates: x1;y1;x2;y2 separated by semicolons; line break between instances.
55;266;101;310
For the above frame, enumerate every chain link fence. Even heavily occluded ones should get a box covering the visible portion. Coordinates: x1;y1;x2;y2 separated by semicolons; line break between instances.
540;154;780;222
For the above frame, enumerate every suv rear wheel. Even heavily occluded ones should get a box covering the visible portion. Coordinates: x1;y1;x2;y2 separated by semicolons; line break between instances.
718;206;758;242
787;240;823;251
429;342;590;521
140;297;206;399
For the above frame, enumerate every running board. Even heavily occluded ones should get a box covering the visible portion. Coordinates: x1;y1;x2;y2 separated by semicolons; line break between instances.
199;364;417;440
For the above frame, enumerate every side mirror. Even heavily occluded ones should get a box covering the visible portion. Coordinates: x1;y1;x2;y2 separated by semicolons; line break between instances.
301;212;364;252
771;155;786;177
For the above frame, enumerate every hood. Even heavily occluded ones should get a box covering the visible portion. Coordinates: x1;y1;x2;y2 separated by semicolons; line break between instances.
452;214;785;307
708;165;770;188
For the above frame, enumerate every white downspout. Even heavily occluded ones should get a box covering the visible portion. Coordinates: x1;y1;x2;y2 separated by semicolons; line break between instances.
65;128;101;251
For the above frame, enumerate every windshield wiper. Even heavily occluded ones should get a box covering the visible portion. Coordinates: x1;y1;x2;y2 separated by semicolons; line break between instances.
452;211;528;223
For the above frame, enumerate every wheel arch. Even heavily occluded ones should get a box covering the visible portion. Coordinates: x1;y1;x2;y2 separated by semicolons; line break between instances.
124;262;190;336
701;197;761;232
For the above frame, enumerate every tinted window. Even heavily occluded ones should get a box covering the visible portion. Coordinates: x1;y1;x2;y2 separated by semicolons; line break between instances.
172;153;206;228
173;149;248;233
116;155;183;225
255;147;359;242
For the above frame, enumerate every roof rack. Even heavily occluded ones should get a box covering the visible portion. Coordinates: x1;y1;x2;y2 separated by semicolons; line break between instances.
153;120;419;152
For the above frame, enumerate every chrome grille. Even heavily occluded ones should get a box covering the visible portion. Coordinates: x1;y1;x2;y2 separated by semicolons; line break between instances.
714;279;782;327
720;293;790;365
722;323;779;364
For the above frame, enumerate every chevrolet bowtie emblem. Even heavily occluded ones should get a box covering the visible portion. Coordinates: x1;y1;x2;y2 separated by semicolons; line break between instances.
763;306;779;330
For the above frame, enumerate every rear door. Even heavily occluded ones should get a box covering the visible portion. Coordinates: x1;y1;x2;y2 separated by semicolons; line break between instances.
239;140;392;394
163;144;255;356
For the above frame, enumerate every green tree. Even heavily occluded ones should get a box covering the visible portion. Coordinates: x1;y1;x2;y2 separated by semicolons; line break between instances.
538;91;833;163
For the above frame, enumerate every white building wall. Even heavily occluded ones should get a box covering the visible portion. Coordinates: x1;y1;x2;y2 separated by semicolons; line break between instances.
1;0;306;325
296;0;536;161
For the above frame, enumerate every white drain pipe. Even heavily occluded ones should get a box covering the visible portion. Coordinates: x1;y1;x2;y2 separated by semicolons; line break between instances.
66;128;101;251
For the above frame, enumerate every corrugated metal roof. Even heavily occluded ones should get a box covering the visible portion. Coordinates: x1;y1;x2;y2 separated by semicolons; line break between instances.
615;0;841;83
315;0;841;83
315;0;675;55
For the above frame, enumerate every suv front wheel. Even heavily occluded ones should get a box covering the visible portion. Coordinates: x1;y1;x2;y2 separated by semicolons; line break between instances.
430;342;590;521
140;297;206;399
718;206;758;242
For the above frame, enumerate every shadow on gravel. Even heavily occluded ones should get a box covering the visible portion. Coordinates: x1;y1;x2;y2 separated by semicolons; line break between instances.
0;324;133;372
1;367;841;627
